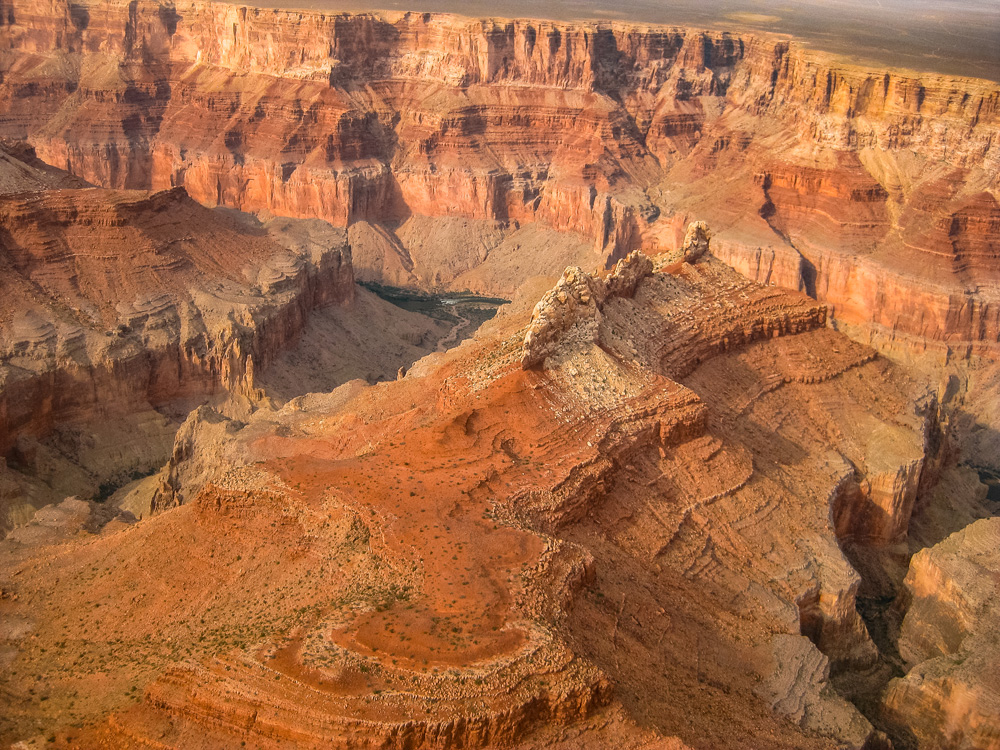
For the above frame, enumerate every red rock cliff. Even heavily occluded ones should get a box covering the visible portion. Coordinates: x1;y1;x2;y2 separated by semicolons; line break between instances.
0;0;996;351
0;176;354;458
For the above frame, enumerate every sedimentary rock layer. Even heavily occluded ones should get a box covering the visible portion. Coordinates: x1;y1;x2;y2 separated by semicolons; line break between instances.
882;517;1000;749
0;250;943;748
0;141;362;530
0;0;996;350
0;181;353;449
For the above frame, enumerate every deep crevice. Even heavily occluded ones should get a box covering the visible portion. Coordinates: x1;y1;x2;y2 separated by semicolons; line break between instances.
815;405;999;748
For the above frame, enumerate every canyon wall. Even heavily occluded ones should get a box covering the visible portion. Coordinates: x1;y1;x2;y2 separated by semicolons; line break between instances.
0;142;358;530
882;517;1000;749
0;184;354;447
0;0;996;353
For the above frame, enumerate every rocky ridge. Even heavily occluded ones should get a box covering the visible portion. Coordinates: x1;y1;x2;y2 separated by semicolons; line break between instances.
0;237;962;748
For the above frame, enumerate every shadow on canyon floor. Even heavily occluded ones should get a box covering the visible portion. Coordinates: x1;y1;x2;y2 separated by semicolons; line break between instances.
833;415;1000;750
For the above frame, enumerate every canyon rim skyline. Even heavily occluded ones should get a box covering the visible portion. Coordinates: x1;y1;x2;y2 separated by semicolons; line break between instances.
0;0;998;748
255;0;1000;81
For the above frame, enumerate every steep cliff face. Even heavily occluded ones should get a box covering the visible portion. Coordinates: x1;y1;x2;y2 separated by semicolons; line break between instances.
881;517;1000;749
0;182;354;449
0;0;996;353
0;142;360;531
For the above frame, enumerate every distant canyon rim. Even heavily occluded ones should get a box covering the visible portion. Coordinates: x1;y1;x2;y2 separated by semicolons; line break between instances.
0;1;998;749
244;0;1000;82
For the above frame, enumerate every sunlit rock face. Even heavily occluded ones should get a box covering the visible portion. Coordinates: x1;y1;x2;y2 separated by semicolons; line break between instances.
882;517;1000;750
2;249;935;749
0;4;998;750
0;0;997;353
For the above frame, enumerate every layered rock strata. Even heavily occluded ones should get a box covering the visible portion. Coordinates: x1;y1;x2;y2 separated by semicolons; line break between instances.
0;0;1000;354
0;0;996;351
0;249;948;748
0;186;354;435
0;141;360;530
881;517;1000;749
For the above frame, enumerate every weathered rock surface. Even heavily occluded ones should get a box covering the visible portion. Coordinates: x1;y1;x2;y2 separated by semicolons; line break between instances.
0;3;995;747
0;254;945;748
520;243;690;369
756;634;872;747
521;265;606;369
681;221;711;264
0;0;996;351
0;141;448;532
881;517;1000;750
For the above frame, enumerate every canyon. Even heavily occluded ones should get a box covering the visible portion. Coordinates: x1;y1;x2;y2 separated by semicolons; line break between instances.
0;252;917;748
0;138;449;530
0;0;997;354
0;0;997;748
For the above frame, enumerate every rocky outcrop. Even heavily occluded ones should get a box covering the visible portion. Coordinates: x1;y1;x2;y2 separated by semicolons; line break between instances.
830;396;944;556
521;266;605;370
680;222;711;264
521;249;654;369
520;225;832;373
881;517;1000;749
0;0;995;351
606;249;655;299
